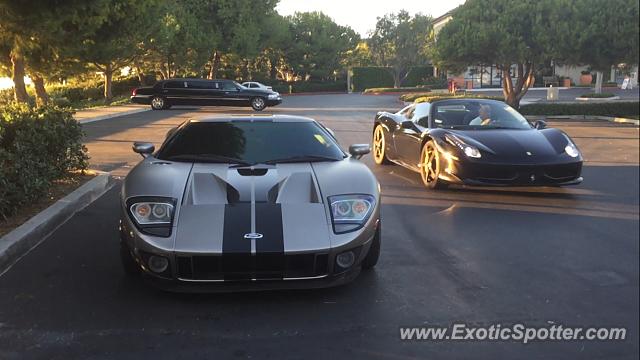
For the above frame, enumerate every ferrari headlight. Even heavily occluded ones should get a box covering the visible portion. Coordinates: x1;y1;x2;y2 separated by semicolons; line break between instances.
445;134;481;158
565;142;580;158
329;194;376;234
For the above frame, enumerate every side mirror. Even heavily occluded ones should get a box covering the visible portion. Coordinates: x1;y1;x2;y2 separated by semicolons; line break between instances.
133;142;155;158
401;120;414;129
533;120;547;130
348;144;371;159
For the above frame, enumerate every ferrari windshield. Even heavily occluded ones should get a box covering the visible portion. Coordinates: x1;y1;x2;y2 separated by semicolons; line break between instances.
157;121;345;164
431;100;532;130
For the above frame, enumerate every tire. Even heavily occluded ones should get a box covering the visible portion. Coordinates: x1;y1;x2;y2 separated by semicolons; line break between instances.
362;223;381;269
420;140;448;190
250;97;266;111
150;96;166;110
120;242;140;276
372;124;391;165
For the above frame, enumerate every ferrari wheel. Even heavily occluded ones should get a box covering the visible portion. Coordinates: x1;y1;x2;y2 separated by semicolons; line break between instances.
362;223;381;269
420;140;447;189
120;242;140;276
373;125;390;165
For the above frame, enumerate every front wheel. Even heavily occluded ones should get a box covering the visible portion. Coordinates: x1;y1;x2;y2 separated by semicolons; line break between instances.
373;124;391;165
150;96;167;110
420;140;448;190
120;243;140;276
362;223;381;269
250;97;266;111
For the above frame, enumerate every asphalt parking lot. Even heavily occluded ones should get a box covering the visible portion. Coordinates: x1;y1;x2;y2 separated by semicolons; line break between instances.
0;94;638;359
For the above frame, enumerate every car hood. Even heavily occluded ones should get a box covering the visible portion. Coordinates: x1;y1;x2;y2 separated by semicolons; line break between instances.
174;163;331;254
449;128;569;162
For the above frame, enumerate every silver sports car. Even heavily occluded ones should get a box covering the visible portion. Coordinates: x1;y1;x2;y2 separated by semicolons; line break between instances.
119;115;381;292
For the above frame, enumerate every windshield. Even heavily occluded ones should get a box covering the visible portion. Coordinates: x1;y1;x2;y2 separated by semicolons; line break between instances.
157;121;345;164
432;100;532;130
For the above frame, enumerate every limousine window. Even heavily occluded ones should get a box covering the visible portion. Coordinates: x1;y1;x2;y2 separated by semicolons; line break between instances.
164;81;186;89
186;81;216;89
221;82;238;91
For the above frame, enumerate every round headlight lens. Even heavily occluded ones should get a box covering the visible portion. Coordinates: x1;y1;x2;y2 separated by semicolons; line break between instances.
565;144;579;158
464;146;481;158
135;204;151;218
336;251;356;268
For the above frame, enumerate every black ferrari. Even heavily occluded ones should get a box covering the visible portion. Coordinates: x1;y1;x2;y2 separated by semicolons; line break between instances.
372;99;583;189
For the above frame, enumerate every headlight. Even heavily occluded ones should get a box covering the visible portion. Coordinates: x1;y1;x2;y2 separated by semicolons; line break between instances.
565;143;580;158
445;134;481;158
329;194;376;234
126;197;176;237
268;93;280;99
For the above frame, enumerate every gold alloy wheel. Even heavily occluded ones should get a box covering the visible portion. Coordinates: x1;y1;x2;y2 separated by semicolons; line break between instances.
373;125;387;165
420;141;442;188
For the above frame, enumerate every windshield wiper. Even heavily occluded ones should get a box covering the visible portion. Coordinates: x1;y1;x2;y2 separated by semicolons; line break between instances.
260;155;343;165
166;154;251;166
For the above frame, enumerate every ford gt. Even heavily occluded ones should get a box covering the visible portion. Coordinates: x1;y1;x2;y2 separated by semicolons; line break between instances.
120;115;381;292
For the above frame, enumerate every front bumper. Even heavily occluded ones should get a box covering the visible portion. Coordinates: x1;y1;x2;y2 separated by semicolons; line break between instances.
266;98;282;106
119;210;378;292
438;158;583;186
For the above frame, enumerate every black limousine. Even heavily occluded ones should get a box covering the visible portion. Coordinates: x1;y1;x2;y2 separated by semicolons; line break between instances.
131;79;282;111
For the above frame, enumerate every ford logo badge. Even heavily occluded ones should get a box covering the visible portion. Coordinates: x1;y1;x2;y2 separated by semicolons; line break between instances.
244;232;263;239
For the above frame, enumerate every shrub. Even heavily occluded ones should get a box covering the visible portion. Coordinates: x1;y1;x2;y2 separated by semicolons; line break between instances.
364;87;431;94
400;92;503;103
270;81;346;94
519;101;639;117
578;92;616;98
0;104;89;218
352;67;394;92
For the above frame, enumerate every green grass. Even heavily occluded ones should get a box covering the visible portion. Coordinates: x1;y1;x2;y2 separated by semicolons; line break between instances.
578;92;616;98
363;86;431;94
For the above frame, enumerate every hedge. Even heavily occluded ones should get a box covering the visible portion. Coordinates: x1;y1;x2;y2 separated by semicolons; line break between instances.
400;92;504;103
352;67;394;92
363;86;431;94
0;104;88;218
270;80;346;94
578;92;616;98
519;101;640;117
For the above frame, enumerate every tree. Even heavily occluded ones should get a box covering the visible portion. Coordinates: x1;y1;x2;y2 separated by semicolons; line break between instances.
286;12;360;81
548;0;639;93
369;11;432;88
432;0;552;108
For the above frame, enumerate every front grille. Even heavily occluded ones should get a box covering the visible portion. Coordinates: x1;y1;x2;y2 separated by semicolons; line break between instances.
466;162;581;184
176;253;329;281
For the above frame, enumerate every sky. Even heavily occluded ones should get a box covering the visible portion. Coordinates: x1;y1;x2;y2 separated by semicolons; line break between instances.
276;0;466;36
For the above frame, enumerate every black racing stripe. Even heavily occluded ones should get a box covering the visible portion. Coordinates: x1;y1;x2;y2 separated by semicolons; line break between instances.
222;203;252;280
254;203;285;279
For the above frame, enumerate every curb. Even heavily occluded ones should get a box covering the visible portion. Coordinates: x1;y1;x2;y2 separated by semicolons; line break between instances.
0;173;118;274
281;91;347;96
575;96;621;101
76;107;150;124
525;115;639;126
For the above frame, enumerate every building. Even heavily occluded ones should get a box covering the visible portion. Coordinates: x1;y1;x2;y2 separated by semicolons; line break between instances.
431;9;638;89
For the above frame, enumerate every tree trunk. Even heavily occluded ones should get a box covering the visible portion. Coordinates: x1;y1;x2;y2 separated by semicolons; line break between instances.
31;74;49;106
208;51;220;80
10;51;29;103
103;63;113;102
594;71;603;94
135;65;146;86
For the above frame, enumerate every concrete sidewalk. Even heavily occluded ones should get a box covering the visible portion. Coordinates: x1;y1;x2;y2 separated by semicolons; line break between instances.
74;104;149;124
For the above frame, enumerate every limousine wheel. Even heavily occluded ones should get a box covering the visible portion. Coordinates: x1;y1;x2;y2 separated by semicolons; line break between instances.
151;96;166;110
250;97;266;111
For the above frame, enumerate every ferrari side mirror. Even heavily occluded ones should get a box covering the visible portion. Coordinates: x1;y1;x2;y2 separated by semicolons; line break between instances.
133;142;155;158
533;120;547;130
401;120;414;129
349;144;371;159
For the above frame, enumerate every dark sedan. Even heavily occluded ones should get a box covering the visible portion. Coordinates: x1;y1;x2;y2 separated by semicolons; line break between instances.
131;78;282;111
373;99;583;189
